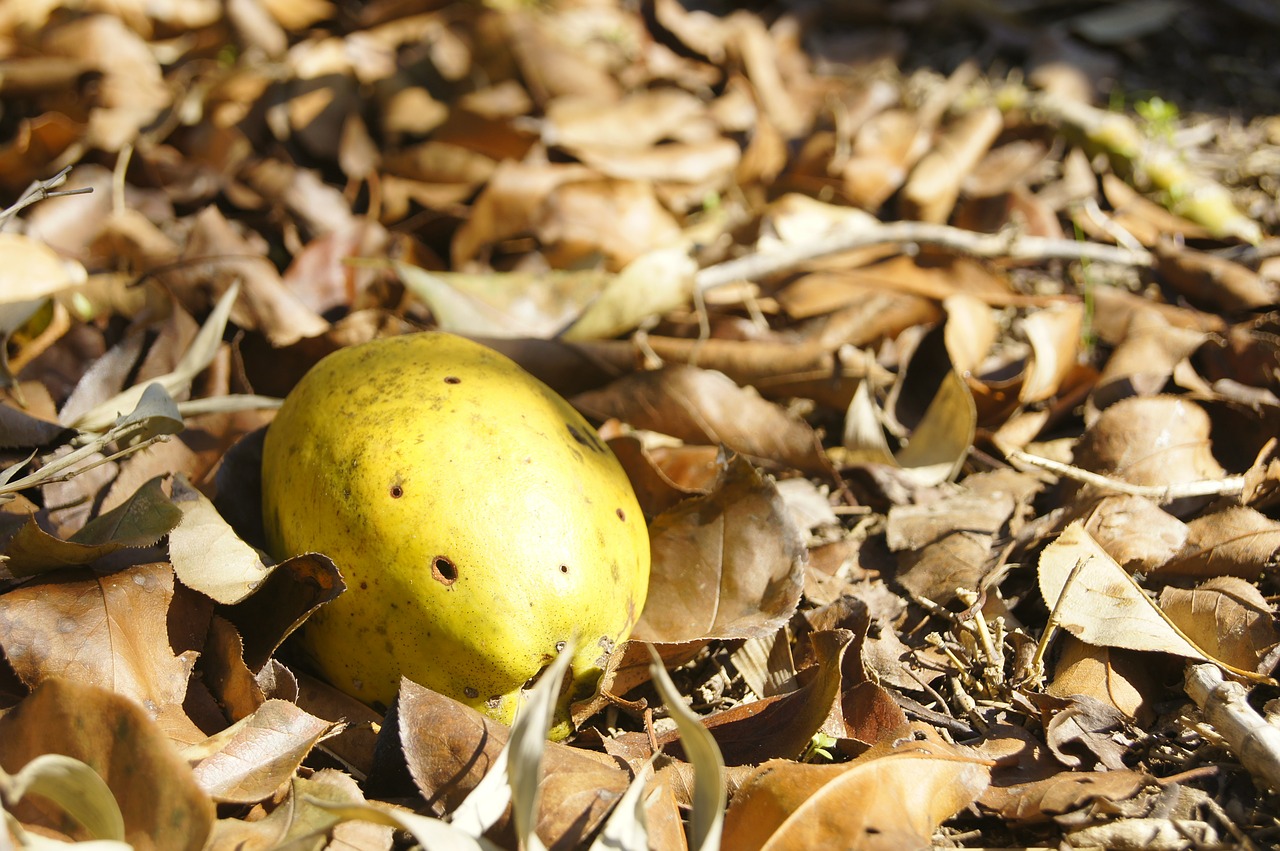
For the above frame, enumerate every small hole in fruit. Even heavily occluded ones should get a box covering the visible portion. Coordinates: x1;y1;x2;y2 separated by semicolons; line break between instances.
559;564;569;574
464;686;479;699
390;485;403;498
444;375;461;384
431;556;458;586
616;508;626;521
555;640;567;653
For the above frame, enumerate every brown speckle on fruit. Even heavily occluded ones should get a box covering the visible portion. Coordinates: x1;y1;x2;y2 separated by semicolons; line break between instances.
464;686;479;699
444;376;461;384
616;508;625;521
431;556;458;586
390;484;403;498
559;564;569;574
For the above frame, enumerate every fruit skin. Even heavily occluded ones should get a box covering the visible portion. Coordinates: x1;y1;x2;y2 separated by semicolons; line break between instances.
261;332;648;735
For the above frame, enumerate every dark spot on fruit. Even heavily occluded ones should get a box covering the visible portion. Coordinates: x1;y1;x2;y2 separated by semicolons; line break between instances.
559;564;569;574
616;508;626;521
566;423;605;453
390;484;403;499
432;556;458;586
464;686;479;699
359;581;368;590
555;640;567;653
444;376;461;384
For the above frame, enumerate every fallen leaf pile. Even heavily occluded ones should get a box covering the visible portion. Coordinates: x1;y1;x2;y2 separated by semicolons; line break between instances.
2;1;1280;849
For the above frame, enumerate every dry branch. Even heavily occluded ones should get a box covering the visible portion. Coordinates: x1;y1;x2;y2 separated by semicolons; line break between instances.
1005;448;1246;503
1185;663;1280;794
694;220;1155;292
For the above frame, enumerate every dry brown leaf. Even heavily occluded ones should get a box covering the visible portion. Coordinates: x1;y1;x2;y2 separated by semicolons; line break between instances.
535;177;683;270
634;455;806;644
205;769;391;851
505;8;624;106
841;108;920;209
980;767;1151;823
188;700;339;804
280;219;391;316
1033;692;1132;770
1085;173;1211;245
0;233;87;303
294;671;381;778
573;137;741;187
721;731;990;851
1071;395;1225;511
1082;494;1189;574
558;246;697;341
1160;505;1280;579
545;89;712;150
396;678;628;847
942;293;999;376
895;368;978;485
965;139;1051;197
887;471;1031;605
1020;302;1085;404
222;552;345;673
174;207;329;347
1048;637;1157;724
1154;239;1280;312
451;160;596;268
0;677;215;850
41;15;169;151
1090;308;1208;412
901;105;1004;223
570;638;704;727
606;435;709;517
573;366;830;475
655;630;889;766
1159;577;1280;675
1;476;181;577
199;615;265;723
393;263;600;338
0;562;202;740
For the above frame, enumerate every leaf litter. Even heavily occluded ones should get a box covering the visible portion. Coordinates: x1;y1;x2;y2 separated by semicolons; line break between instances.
1;1;1280;849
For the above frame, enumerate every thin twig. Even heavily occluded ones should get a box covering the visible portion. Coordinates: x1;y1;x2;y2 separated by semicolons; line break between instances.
1026;557;1088;690
0;166;94;229
693;220;1155;291
1006;447;1246;503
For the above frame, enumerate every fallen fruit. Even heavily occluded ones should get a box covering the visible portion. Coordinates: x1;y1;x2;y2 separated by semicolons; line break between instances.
261;332;649;736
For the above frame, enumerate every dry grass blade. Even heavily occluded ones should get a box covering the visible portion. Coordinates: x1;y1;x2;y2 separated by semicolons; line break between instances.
648;644;726;851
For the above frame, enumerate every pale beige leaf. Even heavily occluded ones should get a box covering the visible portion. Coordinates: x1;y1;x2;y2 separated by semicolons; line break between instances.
169;475;273;605
188;701;338;804
942;294;998;375
1039;522;1271;683
894;369;975;485
559;247;697;341
1020;302;1084;404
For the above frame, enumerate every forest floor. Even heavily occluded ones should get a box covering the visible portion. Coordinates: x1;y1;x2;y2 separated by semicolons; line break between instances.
1;1;1280;849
